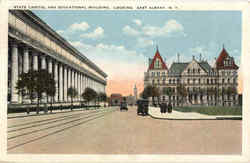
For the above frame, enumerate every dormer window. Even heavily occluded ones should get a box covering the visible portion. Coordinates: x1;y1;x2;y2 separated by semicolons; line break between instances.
154;58;162;69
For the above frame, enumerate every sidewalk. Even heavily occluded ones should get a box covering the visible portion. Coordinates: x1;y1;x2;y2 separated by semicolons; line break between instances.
148;107;242;120
8;107;110;119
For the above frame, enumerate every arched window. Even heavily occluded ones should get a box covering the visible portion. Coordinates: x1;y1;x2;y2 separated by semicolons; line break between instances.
187;79;190;84
228;78;230;84
198;79;201;84
169;79;172;84
207;79;209;84
222;79;225;84
173;79;175;84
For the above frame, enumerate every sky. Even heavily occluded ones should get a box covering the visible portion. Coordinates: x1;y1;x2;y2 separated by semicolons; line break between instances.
33;10;242;96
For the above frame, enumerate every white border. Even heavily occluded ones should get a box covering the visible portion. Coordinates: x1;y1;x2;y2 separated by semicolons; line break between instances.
0;0;249;162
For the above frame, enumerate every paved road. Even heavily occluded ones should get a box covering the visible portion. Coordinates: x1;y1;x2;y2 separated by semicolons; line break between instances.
7;106;242;154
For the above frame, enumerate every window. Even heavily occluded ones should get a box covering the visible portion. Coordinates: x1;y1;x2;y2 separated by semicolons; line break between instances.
169;79;172;84
157;72;160;76
152;80;155;85
233;78;236;84
198;69;200;74
227;78;230;84
187;79;190;84
162;72;165;76
188;69;190;74
193;69;195;73
207;79;209;84
158;79;160;84
193;79;195;84
173;79;175;84
198;79;201;84
222;79;224;84
152;72;155;76
211;79;213;84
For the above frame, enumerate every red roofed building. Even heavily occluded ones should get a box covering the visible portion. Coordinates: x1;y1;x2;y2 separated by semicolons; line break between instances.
144;46;168;89
143;45;239;107
148;47;168;70
215;46;239;70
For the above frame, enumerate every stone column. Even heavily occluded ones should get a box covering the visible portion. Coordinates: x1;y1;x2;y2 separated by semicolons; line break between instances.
67;68;71;102
10;43;19;103
47;58;53;103
18;51;23;103
59;64;63;102
32;52;38;71
22;47;30;103
79;74;82;100
71;70;75;101
75;71;78;101
23;47;29;73
40;55;47;103
54;62;58;102
64;66;68;102
78;73;81;101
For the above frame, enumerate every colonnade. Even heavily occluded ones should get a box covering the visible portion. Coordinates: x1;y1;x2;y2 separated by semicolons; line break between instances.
9;41;105;104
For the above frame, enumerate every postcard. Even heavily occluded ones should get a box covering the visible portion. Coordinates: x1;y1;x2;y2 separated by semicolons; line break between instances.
0;0;249;162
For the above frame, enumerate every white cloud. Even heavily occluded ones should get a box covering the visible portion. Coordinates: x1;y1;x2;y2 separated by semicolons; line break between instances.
136;37;154;48
80;27;104;39
122;25;140;36
69;22;90;31
133;19;142;26
69;41;147;80
142;19;186;37
56;30;64;34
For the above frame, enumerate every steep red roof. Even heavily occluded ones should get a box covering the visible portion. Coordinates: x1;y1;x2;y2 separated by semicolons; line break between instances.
215;47;238;70
148;48;168;70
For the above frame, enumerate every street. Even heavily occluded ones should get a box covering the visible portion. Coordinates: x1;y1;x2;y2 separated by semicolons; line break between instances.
7;106;242;154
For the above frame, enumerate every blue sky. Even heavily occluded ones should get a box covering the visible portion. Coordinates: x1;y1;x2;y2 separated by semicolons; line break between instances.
33;10;242;94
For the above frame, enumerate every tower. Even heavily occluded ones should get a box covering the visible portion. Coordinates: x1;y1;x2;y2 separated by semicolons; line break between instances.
134;84;138;100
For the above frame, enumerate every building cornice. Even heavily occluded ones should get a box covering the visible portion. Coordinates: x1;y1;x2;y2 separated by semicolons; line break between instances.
10;10;108;78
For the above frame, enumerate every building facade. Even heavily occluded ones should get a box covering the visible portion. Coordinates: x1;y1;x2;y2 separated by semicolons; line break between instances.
8;10;107;104
144;46;239;107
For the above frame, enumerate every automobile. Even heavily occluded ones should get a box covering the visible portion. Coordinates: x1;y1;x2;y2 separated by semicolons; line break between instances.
137;99;149;116
120;101;128;111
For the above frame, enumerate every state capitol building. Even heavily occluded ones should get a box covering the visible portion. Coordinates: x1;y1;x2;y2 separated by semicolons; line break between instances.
144;46;239;107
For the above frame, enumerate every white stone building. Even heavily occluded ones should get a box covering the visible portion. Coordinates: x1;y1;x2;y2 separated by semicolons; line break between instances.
8;10;107;105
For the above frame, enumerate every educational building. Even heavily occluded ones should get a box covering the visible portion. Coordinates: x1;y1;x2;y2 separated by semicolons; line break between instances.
144;46;239;106
8;10;107;104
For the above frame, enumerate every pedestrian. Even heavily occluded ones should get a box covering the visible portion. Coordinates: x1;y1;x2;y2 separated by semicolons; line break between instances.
163;102;167;113
160;103;163;114
168;103;172;113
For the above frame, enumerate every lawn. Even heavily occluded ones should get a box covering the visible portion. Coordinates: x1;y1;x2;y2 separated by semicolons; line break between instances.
173;106;242;116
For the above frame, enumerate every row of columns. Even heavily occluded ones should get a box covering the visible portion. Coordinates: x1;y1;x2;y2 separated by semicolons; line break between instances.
10;41;105;104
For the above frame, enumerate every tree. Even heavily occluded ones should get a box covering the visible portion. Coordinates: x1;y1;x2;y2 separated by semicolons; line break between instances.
176;84;187;106
98;92;107;106
67;87;78;110
141;85;160;105
16;70;37;114
45;74;56;112
16;69;56;114
82;87;97;108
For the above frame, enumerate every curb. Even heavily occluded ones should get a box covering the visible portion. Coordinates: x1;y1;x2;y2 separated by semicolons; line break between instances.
7;108;110;119
148;113;242;121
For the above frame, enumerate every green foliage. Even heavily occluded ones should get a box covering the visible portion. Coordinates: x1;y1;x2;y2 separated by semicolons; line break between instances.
16;69;56;104
173;106;242;115
98;92;107;102
67;87;78;99
162;87;173;96
141;85;160;99
82;87;97;104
